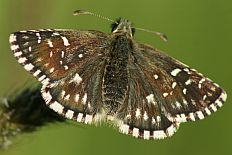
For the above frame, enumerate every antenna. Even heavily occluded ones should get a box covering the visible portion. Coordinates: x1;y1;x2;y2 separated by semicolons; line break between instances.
73;10;117;24
73;10;168;42
133;27;168;42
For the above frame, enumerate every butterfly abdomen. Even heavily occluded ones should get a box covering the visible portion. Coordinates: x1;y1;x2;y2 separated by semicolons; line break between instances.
102;35;132;114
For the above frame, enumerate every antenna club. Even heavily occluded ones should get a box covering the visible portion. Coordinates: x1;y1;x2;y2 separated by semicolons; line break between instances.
73;10;91;16
134;27;168;42
159;33;168;42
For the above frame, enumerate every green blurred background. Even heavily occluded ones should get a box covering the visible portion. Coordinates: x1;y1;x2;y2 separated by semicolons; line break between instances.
0;0;231;155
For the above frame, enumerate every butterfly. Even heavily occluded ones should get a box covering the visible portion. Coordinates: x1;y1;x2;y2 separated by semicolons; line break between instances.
9;10;227;140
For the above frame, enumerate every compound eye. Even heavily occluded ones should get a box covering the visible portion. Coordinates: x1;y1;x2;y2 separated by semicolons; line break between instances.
131;28;135;36
111;22;119;32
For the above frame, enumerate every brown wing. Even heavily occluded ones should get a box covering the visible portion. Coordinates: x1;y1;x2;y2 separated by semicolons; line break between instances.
115;43;226;140
137;43;227;122
116;61;180;140
10;29;112;123
10;29;111;83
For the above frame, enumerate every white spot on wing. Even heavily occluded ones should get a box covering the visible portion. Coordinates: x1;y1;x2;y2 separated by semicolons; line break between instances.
75;94;79;102
78;54;83;58
154;74;159;79
143;111;149;120
189;113;195;121
203;95;207;100
65;110;74;119
198;78;206;88
64;65;69;70
172;82;177;89
198;83;202;89
144;130;150;140
156;116;161;123
120;124;129;134
33;70;41;77
207;92;213;96
64;94;70;100
185;79;192;85
146;94;157;105
135;108;141;118
181;114;187;122
175;101;181;108
23;42;29;46
196;111;204;119
183;99;188;105
49;101;64;114
84;114;93;124
61;51;65;58
183;88;187;94
166;124;177;136
61;36;70;46
221;91;227;102
47;40;53;47
205;108;211;115
50;67;55;73
82;93;87;105
38;75;46;82
152;117;156;124
176;114;187;122
36;33;42;43
183;68;191;74
88;103;91;108
11;45;19;51
215;99;223;107
36;58;42;62
70;73;82;84
14;52;23;57
24;63;34;71
50;51;53;57
52;32;60;36
163;93;168;97
18;57;27;63
153;130;166;139
29;30;37;32
42;90;52;104
170;91;173;95
199;78;206;84
171;68;182;76
9;34;17;43
77;113;83;122
210;104;217;112
132;128;139;138
214;83;220;87
61;90;66;99
41;78;50;85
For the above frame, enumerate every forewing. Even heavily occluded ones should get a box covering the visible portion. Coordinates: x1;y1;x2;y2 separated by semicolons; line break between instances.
9;29;111;82
10;29;111;123
137;43;227;123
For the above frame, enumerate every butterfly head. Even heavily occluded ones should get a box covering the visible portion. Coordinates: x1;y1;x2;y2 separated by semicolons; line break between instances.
111;18;135;37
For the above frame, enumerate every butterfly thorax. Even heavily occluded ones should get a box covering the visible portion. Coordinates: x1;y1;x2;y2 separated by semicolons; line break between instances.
102;32;133;115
